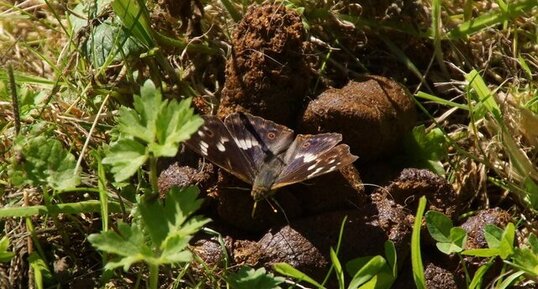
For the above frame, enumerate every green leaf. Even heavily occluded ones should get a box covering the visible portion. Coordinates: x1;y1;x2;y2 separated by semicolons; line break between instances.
510;247;538;277
484;224;504;249
465;69;502;120
496;271;526;289
9;135;79;191
104;80;203;181
402;125;448;175
448;227;467;251
159;234;193;264
102;138;147;182
384;241;397;278
346;256;386;289
425;211;453;243
468;263;492;289
411;196;427;289
426;211;467;254
330;247;345;288
462;248;501;257
151;97;203;157
112;0;155;47
0;236;14;262
227;267;285;289
273;263;324;288
28;252;52;289
498;223;515;259
139;186;208;247
528;233;538;254
139;186;209;264
88;222;154;270
117;80;162;143
482;223;515;259
82;19;143;67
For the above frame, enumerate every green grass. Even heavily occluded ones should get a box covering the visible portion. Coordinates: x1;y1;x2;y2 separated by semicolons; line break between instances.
1;0;537;288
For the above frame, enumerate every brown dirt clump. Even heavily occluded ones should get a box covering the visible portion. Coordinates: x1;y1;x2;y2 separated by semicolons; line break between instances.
423;261;459;289
460;208;513;250
299;75;416;162
458;208;513;286
191;194;412;284
377;168;459;219
288;167;365;214
218;3;311;126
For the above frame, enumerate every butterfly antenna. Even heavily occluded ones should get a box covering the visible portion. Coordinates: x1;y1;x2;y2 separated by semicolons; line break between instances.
270;197;290;225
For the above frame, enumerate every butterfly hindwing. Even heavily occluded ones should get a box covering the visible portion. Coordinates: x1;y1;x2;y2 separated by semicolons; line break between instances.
272;134;358;189
224;112;294;171
183;115;256;184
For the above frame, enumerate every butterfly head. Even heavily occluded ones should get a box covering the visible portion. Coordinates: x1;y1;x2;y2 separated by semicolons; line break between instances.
251;184;272;202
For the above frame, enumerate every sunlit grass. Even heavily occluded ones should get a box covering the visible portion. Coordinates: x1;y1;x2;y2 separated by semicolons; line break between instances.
1;0;537;287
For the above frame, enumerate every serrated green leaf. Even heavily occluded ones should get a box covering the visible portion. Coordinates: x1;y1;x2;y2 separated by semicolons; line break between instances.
227;267;285;289
136;187;208;266
88;223;153;270
117;80;162;143
160;234;192;263
151;97;204;157
139;187;208;247
102;138;147;182
9;135;79;191
112;80;203;164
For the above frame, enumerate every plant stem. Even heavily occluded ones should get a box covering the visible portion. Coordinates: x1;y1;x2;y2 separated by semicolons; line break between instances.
148;263;159;289
148;156;159;198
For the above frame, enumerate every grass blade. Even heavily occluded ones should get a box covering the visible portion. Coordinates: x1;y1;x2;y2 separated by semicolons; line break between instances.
411;196;427;289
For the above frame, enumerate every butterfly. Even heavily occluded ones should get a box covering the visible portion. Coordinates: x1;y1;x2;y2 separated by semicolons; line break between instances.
184;112;358;205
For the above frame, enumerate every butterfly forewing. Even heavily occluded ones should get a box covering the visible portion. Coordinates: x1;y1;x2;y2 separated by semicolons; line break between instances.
184;116;256;184
224;112;294;171
272;134;358;189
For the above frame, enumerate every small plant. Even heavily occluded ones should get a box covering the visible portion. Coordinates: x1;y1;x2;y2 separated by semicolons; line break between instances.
101;79;202;190
402;125;449;176
273;216;398;289
273;240;397;289
226;266;285;289
89;79;207;289
9;127;80;192
88;186;209;289
425;210;538;287
425;211;467;255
